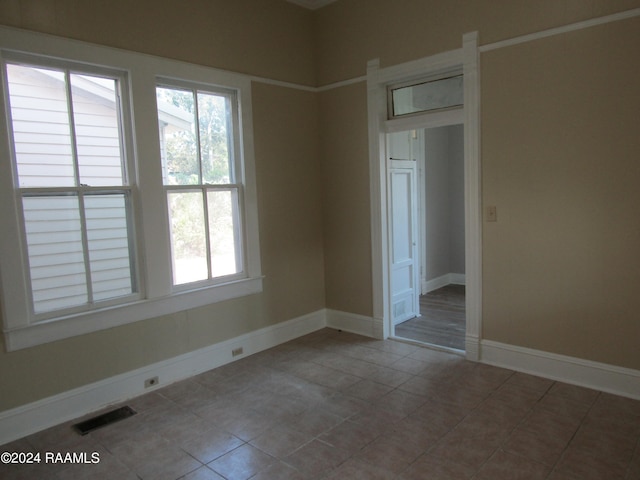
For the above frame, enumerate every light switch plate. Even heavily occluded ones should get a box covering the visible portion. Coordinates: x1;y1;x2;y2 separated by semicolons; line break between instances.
487;206;497;222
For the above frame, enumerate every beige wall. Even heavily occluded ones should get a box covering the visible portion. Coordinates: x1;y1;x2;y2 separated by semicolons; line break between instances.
0;0;316;85
252;83;326;322
482;16;640;369
319;83;372;316
0;0;325;411
0;80;326;411
1;0;640;412
315;0;640;370
314;0;640;85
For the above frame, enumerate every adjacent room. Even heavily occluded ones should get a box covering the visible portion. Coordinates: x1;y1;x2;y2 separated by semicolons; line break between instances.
1;1;639;478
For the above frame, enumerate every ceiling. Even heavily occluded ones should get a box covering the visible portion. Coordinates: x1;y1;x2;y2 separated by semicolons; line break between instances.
286;0;338;9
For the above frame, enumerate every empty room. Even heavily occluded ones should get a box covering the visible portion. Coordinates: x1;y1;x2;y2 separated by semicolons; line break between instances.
0;1;639;479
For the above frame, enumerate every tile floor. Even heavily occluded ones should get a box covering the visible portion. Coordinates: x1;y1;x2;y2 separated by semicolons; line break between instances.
1;328;639;479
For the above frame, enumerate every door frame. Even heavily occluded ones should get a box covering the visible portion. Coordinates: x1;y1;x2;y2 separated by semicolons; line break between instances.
366;32;481;360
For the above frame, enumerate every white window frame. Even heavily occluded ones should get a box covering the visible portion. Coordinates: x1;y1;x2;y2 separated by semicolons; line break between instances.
156;80;246;289
0;27;263;350
3;54;142;320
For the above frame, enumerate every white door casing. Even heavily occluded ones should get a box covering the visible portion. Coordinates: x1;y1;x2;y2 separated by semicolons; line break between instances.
367;32;481;360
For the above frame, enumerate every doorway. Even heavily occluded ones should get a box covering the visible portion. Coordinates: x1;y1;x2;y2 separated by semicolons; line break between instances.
387;125;466;351
366;33;481;360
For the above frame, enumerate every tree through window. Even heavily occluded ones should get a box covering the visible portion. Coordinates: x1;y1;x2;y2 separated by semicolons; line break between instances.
156;84;243;285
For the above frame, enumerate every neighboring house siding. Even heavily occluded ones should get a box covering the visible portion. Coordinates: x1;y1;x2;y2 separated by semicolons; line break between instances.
7;66;132;313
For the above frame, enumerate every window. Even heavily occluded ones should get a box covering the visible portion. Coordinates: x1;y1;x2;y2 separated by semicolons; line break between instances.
3;60;138;319
156;84;243;286
0;27;262;350
389;74;463;118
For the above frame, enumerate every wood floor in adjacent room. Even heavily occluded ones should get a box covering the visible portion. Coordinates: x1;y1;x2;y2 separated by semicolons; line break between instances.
395;284;466;351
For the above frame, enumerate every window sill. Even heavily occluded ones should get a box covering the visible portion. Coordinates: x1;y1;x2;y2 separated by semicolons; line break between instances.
2;276;263;351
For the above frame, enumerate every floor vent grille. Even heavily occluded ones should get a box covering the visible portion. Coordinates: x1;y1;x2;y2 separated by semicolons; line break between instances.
73;406;137;435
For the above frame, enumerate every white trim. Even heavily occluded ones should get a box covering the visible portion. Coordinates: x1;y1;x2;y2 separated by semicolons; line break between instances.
0;7;633;100
264;8;640;94
325;309;383;339
422;273;466;294
366;58;389;339
4;307;640;446
377;49;464;86
248;74;317;92
250;75;367;94
385;107;463;133
0;309;326;446
4;277;264;351
0;26;264;350
480;340;640;401
480;8;640;53
317;75;367;92
465;335;480;361
462;31;482;361
367;34;482;361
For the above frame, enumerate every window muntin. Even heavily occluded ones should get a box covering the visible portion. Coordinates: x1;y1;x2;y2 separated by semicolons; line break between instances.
156;84;243;286
4;60;137;318
0;28;263;350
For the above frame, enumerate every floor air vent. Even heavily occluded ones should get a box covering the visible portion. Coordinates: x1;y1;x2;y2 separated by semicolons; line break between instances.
73;406;137;435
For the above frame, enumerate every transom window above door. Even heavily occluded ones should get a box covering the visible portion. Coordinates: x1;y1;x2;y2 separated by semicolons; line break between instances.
388;73;463;118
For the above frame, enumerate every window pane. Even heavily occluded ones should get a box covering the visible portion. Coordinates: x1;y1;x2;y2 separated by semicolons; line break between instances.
391;75;463;117
6;64;75;187
198;92;232;184
168;191;208;284
156;87;199;185
22;195;88;312
71;74;125;186
207;189;241;278
85;193;134;300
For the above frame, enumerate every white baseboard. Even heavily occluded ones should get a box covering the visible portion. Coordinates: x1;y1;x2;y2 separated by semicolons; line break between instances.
422;273;466;294
465;335;480;361
0;309;326;446
325;309;382;339
5;308;639;446
480;340;640;400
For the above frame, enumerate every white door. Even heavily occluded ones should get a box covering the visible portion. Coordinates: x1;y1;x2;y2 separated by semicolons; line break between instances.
387;131;420;325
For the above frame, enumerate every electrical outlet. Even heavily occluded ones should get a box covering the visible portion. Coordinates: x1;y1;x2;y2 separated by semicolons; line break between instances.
232;347;243;357
144;376;159;388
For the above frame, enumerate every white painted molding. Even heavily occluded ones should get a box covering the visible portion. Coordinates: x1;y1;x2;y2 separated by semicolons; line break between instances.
462;31;482;344
4;277;264;351
366;58;390;340
0;310;326;446
367;47;472;345
1;8;636;99
325;309;382;339
423;275;450;294
384;107;464;134
248;74;317;92
422;273;466;294
377;49;464;86
465;335;480;362
3;307;640;446
480;340;640;400
317;75;367;92
479;8;640;53
0;26;265;351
